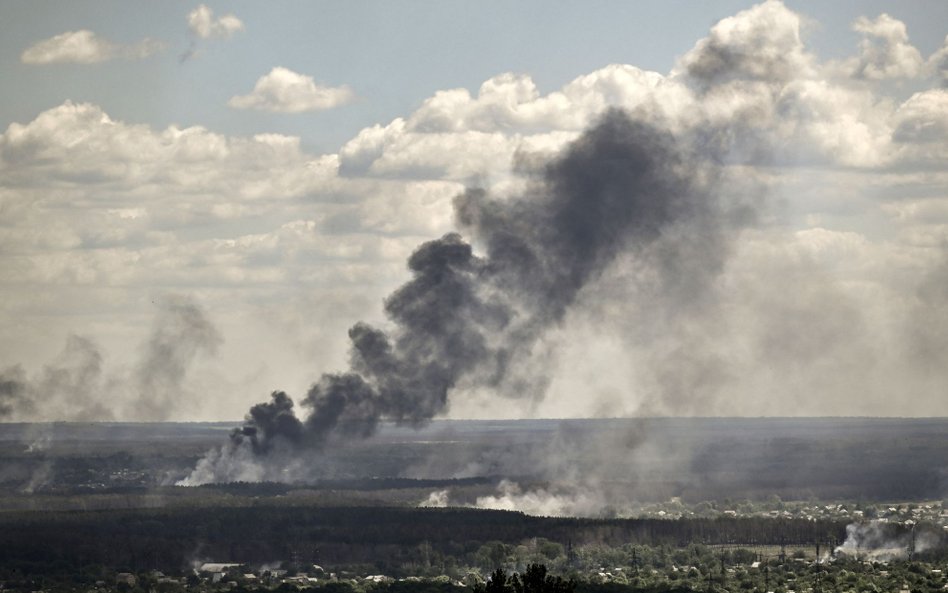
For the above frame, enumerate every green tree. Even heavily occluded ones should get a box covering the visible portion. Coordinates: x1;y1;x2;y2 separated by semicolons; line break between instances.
473;568;513;593
510;564;575;593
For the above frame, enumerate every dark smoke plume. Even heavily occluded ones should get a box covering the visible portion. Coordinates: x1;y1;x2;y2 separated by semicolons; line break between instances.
134;295;222;421
182;109;741;484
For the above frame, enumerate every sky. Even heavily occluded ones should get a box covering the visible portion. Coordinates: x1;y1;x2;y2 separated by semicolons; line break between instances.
1;1;948;422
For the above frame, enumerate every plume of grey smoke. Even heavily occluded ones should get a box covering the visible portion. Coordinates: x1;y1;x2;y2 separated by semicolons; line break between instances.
835;521;944;562
471;480;609;518
181;108;747;485
907;248;948;375
178;391;314;485
0;295;220;422
0;365;32;419
44;335;110;421
418;480;621;518
133;295;222;421
21;459;54;494
0;335;110;422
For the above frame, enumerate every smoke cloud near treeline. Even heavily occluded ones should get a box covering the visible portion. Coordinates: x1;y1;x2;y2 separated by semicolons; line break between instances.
181;109;754;485
0;295;220;422
835;521;944;561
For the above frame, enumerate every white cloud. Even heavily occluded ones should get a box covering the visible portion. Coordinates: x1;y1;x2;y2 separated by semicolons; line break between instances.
187;4;244;39
228;67;355;113
404;67;685;135
928;35;948;86
851;14;923;80
0;101;329;196
890;90;948;168
21;30;163;65
893;89;948;143
4;1;948;420
338;66;691;181
675;0;815;86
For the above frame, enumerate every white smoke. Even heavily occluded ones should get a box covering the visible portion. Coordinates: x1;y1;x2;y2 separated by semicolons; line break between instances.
176;439;305;485
21;460;54;494
420;489;450;507
422;480;615;518
834;520;940;561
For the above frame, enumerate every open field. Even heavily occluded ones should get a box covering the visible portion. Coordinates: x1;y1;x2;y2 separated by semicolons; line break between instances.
1;417;946;505
0;418;945;589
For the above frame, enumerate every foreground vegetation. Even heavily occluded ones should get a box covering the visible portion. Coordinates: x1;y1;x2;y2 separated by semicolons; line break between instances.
0;503;946;593
1;420;946;592
2;536;947;593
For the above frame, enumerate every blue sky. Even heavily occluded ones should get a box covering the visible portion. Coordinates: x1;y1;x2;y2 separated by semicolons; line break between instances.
1;1;948;422
2;1;946;153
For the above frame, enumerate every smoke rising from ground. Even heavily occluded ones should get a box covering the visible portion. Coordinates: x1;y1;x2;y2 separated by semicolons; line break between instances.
470;480;606;518
0;295;219;422
835;521;943;561
0;335;112;422
134;295;222;421
181;109;751;485
421;479;642;519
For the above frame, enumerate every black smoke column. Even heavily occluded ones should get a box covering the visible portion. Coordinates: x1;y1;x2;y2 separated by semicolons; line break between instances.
182;109;734;484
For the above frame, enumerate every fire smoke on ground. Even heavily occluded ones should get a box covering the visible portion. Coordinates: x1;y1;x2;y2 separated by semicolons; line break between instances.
835;520;943;562
181;109;745;485
0;295;220;423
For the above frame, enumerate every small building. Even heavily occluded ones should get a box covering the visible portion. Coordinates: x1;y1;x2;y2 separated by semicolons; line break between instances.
199;563;242;573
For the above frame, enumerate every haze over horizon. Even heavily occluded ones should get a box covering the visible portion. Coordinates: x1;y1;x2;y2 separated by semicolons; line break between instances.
2;1;948;423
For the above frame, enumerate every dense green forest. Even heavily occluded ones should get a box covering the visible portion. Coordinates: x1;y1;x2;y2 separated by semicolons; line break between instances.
0;505;850;576
1;420;946;592
0;505;945;593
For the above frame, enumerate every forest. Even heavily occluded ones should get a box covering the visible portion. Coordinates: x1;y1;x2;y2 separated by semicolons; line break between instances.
0;504;900;575
0;419;946;592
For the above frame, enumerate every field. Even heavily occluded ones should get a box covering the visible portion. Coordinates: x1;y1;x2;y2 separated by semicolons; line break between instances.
2;417;947;504
0;418;946;590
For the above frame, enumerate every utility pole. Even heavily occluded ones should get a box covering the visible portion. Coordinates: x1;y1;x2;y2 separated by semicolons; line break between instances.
815;541;823;593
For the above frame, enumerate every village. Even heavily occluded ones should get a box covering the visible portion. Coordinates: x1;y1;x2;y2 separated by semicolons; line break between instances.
68;546;948;593
630;499;948;531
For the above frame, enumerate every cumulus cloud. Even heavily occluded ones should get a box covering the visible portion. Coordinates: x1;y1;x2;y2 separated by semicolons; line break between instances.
0;98;455;418
676;0;814;86
893;89;948;144
3;0;948;425
0;101;328;196
187;4;244;39
890;90;948;168
21;30;164;65
851;14;924;80
928;36;948;86
228;67;355;113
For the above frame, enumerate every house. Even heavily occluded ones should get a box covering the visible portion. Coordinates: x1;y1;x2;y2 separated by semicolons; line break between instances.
199;563;244;584
199;563;242;573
